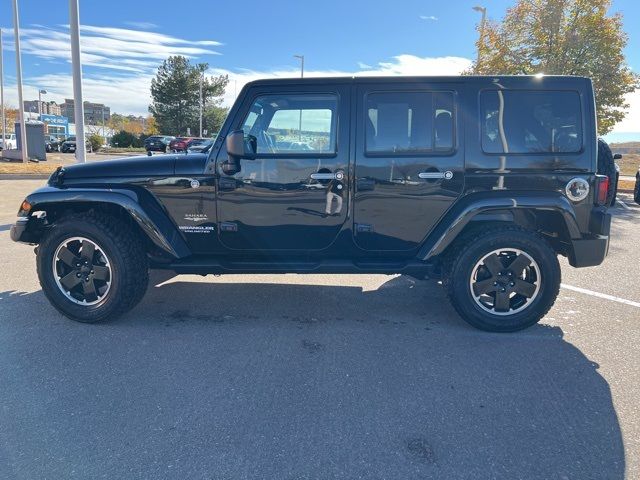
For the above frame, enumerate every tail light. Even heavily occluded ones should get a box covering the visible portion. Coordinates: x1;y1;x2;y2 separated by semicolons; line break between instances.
595;174;610;206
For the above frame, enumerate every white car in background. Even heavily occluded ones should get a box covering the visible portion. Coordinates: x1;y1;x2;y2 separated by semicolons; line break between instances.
0;133;17;150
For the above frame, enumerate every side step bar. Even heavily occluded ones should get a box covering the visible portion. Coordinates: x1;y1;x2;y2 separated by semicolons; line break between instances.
157;257;436;279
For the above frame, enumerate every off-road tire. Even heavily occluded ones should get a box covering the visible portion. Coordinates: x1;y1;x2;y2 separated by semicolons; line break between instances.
444;226;560;332
37;213;148;323
597;138;617;207
634;175;640;205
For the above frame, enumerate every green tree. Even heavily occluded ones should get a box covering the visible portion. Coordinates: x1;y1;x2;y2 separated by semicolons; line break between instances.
87;134;104;152
471;0;638;134
202;105;229;136
149;56;228;136
111;130;138;148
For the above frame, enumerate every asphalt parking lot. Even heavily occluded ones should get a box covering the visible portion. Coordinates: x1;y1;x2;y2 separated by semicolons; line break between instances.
0;179;638;479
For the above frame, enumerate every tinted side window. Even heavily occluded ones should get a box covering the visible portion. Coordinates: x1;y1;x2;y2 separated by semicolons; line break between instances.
241;94;337;154
481;90;582;154
365;91;454;154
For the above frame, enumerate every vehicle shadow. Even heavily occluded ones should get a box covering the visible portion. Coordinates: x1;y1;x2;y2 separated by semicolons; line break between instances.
0;277;626;479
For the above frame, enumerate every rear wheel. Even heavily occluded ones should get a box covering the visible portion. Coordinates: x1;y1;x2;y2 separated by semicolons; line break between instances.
444;227;560;332
37;213;148;323
634;175;640;205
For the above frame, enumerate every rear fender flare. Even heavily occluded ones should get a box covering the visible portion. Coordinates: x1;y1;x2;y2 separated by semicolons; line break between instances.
419;192;581;260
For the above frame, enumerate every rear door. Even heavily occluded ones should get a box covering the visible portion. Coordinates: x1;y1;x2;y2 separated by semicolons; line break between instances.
353;82;465;252
215;84;351;251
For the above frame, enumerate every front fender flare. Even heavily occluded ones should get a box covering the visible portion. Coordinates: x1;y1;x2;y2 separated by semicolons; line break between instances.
418;192;582;261
21;186;190;259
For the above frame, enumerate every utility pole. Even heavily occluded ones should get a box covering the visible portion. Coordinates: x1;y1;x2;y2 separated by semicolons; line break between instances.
294;54;304;78
0;28;5;150
12;0;28;162
293;55;304;140
199;71;203;137
473;6;487;70
69;0;86;163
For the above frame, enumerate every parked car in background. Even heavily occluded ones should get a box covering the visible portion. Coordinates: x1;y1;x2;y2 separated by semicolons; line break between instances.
60;136;91;154
144;135;174;153
187;139;213;153
634;165;640;204
45;136;61;153
169;137;194;152
0;133;17;150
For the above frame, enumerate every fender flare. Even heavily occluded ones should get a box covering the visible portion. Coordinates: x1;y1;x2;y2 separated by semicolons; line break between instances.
22;186;191;259
418;192;582;261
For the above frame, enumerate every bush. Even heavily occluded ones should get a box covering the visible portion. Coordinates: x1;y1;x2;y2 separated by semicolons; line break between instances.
87;134;104;152
110;130;148;148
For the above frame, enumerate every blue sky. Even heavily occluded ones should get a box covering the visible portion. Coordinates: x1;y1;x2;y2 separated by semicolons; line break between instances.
0;0;638;139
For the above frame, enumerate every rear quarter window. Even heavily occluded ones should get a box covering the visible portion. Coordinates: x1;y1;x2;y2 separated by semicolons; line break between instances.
480;90;582;154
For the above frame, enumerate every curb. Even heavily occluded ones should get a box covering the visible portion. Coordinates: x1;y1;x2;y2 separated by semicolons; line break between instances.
0;174;50;180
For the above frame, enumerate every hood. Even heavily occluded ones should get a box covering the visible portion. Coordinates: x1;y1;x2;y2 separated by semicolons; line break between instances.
60;153;209;180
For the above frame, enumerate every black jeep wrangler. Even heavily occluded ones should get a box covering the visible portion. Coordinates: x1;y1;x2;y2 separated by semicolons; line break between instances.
10;76;613;332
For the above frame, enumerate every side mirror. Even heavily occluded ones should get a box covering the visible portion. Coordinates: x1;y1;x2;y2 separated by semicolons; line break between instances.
226;130;245;158
613;153;622;160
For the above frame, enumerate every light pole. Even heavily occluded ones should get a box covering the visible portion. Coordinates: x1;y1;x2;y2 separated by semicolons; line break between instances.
69;0;86;163
0;28;5;150
38;89;47;117
293;55;304;140
12;0;28;162
199;71;203;137
293;54;304;78
473;6;487;70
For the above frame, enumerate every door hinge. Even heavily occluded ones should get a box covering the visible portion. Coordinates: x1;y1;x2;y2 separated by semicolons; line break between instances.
220;222;238;232
355;223;374;233
219;177;237;191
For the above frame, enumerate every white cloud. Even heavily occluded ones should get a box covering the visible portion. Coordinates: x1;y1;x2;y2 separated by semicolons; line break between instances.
357;61;373;69
420;15;438;21
124;21;159;30
614;90;640;133
213;55;473;107
1;24;222;74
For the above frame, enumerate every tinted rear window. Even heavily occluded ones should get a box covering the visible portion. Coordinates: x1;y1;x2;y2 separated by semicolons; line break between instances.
481;90;582;154
365;91;454;154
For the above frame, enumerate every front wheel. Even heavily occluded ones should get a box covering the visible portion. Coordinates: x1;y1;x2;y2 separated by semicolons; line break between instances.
37;214;149;323
444;227;560;332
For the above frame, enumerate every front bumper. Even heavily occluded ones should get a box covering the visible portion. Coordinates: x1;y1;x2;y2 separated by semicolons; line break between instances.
568;210;611;268
10;217;43;244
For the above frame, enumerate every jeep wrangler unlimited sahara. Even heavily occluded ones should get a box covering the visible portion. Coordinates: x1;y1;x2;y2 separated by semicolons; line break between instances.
10;76;613;332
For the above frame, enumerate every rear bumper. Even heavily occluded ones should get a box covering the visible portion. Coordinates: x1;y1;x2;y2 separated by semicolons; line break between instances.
568;210;611;268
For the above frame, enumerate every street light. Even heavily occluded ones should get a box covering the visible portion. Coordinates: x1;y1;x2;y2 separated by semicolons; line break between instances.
0;28;6;150
293;55;304;140
38;89;47;116
69;0;86;163
473;5;487;70
293;54;304;78
12;0;28;162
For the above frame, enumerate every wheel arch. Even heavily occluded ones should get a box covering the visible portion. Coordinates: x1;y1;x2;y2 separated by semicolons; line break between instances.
16;187;190;260
419;192;582;262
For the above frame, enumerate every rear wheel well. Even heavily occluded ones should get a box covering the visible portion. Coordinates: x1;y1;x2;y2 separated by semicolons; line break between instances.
434;208;573;274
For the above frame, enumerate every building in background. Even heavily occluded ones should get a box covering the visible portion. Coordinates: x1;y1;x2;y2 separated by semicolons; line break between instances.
40;114;69;139
60;99;111;124
23;100;62;116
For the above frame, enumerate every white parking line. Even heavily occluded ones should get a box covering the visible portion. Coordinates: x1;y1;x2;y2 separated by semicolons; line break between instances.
561;283;640;308
616;199;631;210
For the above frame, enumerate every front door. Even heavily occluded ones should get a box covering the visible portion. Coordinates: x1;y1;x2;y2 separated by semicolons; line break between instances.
353;83;465;252
216;84;351;251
